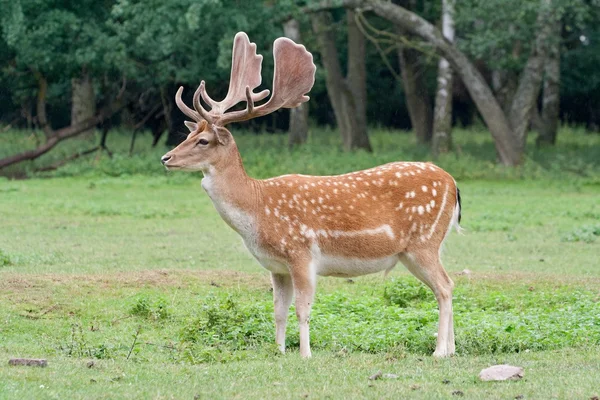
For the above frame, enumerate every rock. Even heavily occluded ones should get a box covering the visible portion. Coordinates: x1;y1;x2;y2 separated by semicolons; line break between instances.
479;365;524;381
368;371;383;380
383;373;399;379
86;361;95;368
8;358;48;367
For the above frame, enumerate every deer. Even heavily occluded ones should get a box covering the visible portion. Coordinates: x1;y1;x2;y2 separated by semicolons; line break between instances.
161;32;462;358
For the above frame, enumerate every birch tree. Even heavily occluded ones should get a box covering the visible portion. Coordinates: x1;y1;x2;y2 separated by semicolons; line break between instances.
432;0;455;157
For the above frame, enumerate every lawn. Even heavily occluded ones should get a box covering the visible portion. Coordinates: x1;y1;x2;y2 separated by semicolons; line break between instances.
0;128;599;399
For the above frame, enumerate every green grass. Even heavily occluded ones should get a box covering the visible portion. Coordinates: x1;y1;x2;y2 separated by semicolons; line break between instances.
0;128;599;399
1;125;599;182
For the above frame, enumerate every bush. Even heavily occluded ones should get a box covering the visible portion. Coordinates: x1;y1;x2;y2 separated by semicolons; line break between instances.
562;224;600;243
129;295;170;320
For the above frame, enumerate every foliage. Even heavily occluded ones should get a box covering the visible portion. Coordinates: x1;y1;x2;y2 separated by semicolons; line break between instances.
0;0;123;108
2;0;600;133
382;278;429;307
0;249;12;266
561;224;600;243
129;295;170;320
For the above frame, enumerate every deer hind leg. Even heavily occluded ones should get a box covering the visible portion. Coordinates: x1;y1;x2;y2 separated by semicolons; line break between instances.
399;250;455;357
290;260;316;358
271;273;293;354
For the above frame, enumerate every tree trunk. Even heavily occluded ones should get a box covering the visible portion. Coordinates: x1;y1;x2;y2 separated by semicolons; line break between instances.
284;18;310;148
71;71;96;138
162;87;180;147
397;40;433;144
530;101;543;132
432;0;455;157
311;11;371;151
508;0;556;154
491;70;519;115
536;20;561;147
346;10;371;150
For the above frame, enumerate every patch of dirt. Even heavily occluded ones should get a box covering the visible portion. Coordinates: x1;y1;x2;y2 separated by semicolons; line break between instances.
0;269;271;294
451;270;600;290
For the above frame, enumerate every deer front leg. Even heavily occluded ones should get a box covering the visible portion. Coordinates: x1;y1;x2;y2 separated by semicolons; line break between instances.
271;273;293;353
290;261;316;358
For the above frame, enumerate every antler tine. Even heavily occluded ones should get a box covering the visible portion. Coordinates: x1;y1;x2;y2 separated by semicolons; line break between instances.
175;86;202;122
205;32;266;117
199;81;216;108
193;81;214;124
217;37;316;126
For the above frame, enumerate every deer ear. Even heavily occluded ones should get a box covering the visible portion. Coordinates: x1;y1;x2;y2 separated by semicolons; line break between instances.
213;126;232;145
184;121;197;132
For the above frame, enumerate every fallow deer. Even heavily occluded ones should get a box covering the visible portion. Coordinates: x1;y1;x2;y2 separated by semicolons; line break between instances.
161;32;462;358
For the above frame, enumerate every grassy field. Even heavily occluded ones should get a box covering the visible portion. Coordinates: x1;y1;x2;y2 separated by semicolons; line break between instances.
0;128;599;399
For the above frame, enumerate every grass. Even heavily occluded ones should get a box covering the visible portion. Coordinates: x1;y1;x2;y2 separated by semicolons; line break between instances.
0;127;599;398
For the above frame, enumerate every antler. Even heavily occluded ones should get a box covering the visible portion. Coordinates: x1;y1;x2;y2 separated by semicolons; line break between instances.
175;32;316;127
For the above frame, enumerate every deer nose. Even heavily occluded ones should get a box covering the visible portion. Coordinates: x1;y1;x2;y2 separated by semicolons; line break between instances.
161;154;172;165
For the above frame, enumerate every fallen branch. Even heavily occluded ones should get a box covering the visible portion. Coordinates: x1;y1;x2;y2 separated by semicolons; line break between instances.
0;73;127;171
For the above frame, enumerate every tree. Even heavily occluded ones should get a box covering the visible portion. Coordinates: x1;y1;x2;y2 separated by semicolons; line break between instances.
311;10;372;151
0;0;129;169
310;0;559;166
432;0;455;157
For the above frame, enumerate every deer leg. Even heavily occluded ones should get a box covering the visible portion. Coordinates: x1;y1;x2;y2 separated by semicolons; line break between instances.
399;251;455;357
271;273;293;354
290;261;316;358
447;304;455;355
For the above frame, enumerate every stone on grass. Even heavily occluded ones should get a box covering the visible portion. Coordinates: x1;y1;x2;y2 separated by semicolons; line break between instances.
479;365;524;381
368;371;382;380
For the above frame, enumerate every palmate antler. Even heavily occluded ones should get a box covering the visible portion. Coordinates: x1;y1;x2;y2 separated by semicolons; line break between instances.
175;32;316;127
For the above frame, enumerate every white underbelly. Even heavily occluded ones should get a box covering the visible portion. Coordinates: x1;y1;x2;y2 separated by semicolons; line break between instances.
315;253;399;278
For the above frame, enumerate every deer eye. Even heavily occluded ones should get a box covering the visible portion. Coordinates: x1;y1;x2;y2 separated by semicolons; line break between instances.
197;138;209;146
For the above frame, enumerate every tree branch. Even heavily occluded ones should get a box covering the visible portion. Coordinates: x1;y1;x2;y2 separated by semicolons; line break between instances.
0;100;126;170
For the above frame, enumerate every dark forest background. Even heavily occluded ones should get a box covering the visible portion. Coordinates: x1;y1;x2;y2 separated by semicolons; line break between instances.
1;0;599;171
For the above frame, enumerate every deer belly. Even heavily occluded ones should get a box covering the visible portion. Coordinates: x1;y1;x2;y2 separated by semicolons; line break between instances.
315;253;399;278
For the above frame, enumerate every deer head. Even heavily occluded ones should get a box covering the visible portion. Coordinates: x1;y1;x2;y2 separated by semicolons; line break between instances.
161;32;316;172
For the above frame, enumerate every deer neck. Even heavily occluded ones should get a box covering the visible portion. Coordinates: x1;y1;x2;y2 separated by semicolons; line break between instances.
200;143;261;235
